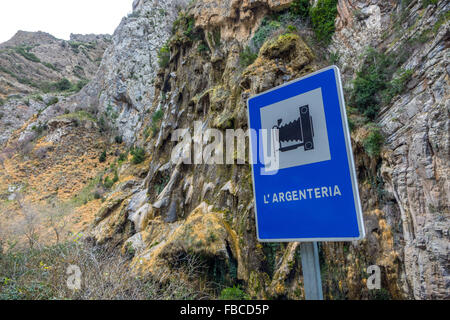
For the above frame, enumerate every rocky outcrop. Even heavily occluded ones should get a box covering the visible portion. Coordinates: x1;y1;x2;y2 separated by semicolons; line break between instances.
328;0;449;300
0;31;110;97
67;0;190;144
1;0;448;300
0;30;110;146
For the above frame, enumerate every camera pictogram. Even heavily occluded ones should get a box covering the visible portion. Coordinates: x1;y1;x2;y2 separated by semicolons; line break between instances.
273;105;315;153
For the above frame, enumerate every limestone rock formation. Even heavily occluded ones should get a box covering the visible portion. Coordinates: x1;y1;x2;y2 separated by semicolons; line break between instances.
0;0;448;300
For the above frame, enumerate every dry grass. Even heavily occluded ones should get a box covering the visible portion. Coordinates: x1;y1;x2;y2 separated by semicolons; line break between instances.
0;239;212;300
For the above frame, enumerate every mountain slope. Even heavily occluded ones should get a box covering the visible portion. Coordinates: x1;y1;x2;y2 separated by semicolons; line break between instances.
0;31;110;97
0;0;448;300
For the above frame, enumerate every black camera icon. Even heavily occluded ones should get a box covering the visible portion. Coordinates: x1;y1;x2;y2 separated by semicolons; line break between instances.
272;105;315;152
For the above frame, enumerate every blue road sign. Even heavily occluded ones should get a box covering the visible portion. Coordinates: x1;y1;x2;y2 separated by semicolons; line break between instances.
247;66;365;242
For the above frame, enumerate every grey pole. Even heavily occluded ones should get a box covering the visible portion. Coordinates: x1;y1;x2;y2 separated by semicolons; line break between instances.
300;242;324;300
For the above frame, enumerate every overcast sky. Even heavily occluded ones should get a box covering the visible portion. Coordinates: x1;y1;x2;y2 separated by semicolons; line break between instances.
0;0;132;43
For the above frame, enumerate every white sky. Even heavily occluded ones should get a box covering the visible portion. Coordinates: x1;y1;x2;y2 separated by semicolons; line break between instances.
0;0;132;43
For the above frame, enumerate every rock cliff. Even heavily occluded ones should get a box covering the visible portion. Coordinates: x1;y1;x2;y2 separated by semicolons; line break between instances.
0;0;448;299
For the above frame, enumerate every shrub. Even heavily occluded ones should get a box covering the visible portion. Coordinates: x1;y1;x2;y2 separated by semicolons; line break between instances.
130;147;145;164
363;126;384;158
42;62;58;71
147;109;164;138
349;48;411;122
31;123;48;136
251;17;282;51
421;0;438;8
183;17;195;39
152;109;164;123
382;69;413;104
197;42;210;54
15;46;40;63
55;78;72;91
93;190;102;199
112;170;119;183
239;46;258;68
99;151;107;163
103;176;114;189
290;0;311;18
41;78;76;93
349;48;393;120
219;286;250;300
310;0;338;44
98;116;108;133
74;79;89;92
114;135;123;144
157;44;170;68
118;152;128;163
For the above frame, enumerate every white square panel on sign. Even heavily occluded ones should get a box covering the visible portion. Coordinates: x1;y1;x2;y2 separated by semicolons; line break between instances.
260;87;331;171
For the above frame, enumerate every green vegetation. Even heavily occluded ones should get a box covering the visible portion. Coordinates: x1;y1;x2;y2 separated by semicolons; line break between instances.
183;17;195;39
42;62;58;71
103;176;115;189
146;109;164;138
432;10;450;34
263;243;281;278
197;41;210;54
57;110;96;122
41;78;89;94
309;0;338;44
74;79;89;92
382;69;413;105
31;122;48;136
239;46;258;67
130;147;145;165
251;17;283;51
0;64;87;93
155;175;169;195
290;0;311;19
15;46;40;63
329;51;340;64
54;78;71;91
363;126;384;158
118;152;128;164
115;135;123;144
99;150;107;163
68;41;96;54
46;97;59;106
219;286;250;300
70;175;103;206
421;0;438;9
349;47;412;121
157;44;170;68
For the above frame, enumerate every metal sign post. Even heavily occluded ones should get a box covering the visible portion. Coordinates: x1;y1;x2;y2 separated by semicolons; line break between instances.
300;242;323;300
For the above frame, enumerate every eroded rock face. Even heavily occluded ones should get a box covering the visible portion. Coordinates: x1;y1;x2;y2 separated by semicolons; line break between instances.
81;0;449;300
1;0;448;300
328;0;450;300
0;31;110;97
191;0;294;42
68;0;190;144
0;30;110;146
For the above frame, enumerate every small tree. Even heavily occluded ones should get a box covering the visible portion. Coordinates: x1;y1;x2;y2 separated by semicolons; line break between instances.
17;195;40;249
99;150;107;163
130;147;145;164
